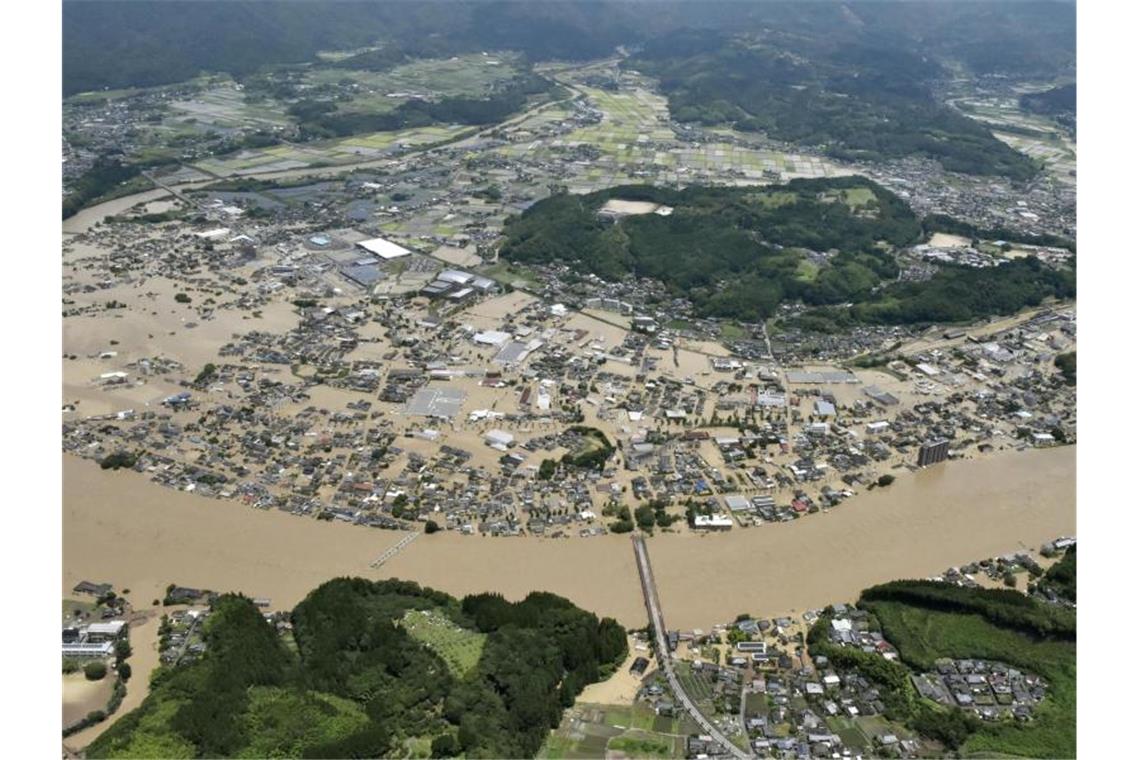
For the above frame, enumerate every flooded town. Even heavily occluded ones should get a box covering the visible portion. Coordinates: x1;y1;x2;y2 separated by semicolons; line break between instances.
53;5;1085;758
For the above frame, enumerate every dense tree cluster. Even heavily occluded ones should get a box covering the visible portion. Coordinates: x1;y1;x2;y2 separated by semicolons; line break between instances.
627;31;1040;179
1053;352;1076;387
500;177;920;323
1037;546;1076;602
849;257;1075;326
88;579;627;759
561;426;616;470
1019;84;1076;116
64;2;1073;97
98;451;139;471
504;177;1073;328
859;580;1075;640
62;159;147;220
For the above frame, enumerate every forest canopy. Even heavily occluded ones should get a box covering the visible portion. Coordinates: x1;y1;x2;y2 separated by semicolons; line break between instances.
86;579;628;759
627;31;1040;179
500;177;1072;326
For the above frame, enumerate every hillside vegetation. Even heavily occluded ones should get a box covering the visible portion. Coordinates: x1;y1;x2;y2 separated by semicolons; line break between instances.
501;177;919;321
500;177;1073;326
627;30;1041;179
809;577;1076;758
87;579;628;759
65;2;1074;97
1019;84;1076;116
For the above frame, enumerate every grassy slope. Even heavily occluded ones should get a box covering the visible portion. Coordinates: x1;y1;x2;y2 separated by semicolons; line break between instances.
400;608;487;678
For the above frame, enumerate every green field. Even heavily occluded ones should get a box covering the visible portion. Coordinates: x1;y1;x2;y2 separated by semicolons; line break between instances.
399;608;487;678
718;322;747;340
821;186;877;209
794;258;820;283
745;190;797;208
539;703;684;759
479;261;541;290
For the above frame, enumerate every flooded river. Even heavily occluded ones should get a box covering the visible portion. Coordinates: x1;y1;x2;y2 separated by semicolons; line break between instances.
65;445;1075;630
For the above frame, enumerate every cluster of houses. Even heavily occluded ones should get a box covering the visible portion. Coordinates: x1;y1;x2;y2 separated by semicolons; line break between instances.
63;72;1075;544
911;659;1047;722
63;231;1076;539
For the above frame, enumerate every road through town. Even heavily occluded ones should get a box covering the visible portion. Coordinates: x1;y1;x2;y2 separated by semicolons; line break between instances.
632;534;751;760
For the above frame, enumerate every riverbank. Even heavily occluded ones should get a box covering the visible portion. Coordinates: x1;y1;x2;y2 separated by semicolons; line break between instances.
65;445;1075;630
62;444;1074;748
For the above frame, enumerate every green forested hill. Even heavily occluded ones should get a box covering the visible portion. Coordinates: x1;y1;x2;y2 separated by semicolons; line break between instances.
627;31;1040;179
500;177;921;322
1019;84;1076;116
499;178;1074;326
86;579;628;759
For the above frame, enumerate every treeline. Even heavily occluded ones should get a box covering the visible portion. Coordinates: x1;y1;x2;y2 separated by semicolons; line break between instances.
860;579;1076;640
64;1;1072;96
87;578;627;759
62;159;150;220
63;0;628;96
922;213;1075;253
500;177;921;323
292;72;552;140
848;257;1075;326
1037;546;1077;602
1019;84;1076;116
627;31;1040;180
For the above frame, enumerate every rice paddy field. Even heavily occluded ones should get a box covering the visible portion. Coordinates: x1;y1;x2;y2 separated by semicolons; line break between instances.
952;96;1076;185
304;53;526;103
180;54;524;176
168;83;292;130
493;81;849;193
193;124;471;176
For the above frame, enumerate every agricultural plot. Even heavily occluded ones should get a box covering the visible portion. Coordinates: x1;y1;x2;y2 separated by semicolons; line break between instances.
953;96;1076;185
194;124;471;176
823;715;916;753
168;83;291;129
673;661;720;720
307;53;526;101
495;80;846;191
539;703;685;759
478;261;543;291
399;608;487;678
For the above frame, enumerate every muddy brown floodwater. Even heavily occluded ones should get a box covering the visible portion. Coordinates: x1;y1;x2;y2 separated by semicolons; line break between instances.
65;445;1075;631
62;446;1075;747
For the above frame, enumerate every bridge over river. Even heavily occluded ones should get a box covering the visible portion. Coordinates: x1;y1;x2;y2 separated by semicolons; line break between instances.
631;534;751;760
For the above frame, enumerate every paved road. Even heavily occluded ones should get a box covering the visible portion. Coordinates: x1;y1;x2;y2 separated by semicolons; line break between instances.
631;535;751;760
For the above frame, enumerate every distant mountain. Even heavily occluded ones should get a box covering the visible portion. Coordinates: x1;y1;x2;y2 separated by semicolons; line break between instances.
64;1;1074;96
